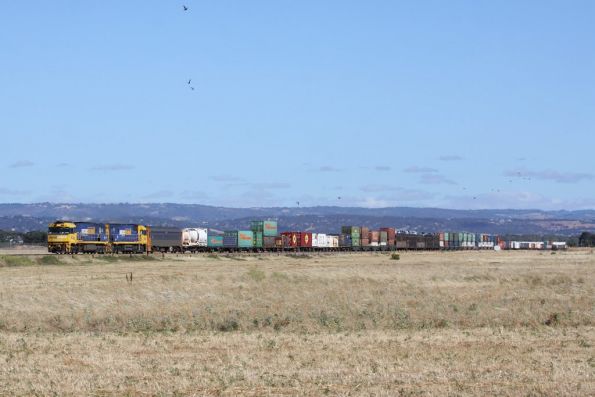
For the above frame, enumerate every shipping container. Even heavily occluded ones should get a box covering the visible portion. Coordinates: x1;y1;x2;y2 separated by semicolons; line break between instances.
361;238;370;247
369;231;380;243
281;232;300;248
237;230;254;248
328;235;339;248
223;231;238;248
250;220;278;237
274;236;283;248
360;227;369;238
300;232;313;248
339;234;352;247
313;233;328;248
263;236;277;249
380;227;396;241
207;234;224;248
253;232;264;248
341;226;361;236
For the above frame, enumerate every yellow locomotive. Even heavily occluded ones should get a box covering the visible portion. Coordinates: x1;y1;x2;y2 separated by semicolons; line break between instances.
47;221;149;254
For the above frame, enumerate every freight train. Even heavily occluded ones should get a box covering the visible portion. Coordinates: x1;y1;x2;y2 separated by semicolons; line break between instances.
47;219;565;254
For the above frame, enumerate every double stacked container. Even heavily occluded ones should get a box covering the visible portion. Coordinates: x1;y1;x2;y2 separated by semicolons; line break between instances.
360;227;370;247
380;227;395;247
251;221;278;249
341;226;361;247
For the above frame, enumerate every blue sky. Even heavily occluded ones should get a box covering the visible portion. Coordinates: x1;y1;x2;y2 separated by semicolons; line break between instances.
1;1;594;209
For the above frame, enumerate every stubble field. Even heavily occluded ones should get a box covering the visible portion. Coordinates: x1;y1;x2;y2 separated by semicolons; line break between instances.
0;249;593;396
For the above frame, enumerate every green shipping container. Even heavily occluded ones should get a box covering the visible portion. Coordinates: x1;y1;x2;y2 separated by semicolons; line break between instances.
237;230;254;248
250;220;278;237
207;235;223;247
253;231;263;248
341;226;361;237
351;237;361;247
380;231;388;242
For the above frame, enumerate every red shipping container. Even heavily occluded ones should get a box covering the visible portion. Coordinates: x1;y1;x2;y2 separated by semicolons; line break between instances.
369;231;380;242
281;232;300;248
361;238;370;247
380;227;396;240
300;232;313;247
361;227;370;237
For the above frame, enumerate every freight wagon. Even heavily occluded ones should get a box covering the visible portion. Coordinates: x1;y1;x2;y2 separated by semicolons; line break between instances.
150;227;208;253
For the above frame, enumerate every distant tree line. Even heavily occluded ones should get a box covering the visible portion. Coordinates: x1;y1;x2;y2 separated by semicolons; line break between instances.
0;230;47;244
578;232;595;247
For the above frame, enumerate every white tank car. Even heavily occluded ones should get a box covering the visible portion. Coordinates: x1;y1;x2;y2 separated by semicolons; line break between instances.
182;228;208;248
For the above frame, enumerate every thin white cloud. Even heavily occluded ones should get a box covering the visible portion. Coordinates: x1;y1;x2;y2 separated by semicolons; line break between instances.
0;187;29;196
9;160;34;168
91;164;135;171
404;166;438;173
419;174;456;185
141;190;175;200
504;168;594;184
209;175;245;182
318;166;342;172
439;155;463;162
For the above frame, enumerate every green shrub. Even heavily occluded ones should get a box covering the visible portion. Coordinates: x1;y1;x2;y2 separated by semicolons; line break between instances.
390;253;400;260
0;255;35;267
247;267;266;282
38;255;61;265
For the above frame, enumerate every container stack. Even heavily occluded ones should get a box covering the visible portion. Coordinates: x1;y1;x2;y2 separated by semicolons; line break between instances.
360;227;370;247
380;227;395;247
342;226;361;247
250;221;278;249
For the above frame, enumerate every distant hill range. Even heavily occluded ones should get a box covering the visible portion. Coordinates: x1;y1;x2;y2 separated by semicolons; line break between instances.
1;203;594;236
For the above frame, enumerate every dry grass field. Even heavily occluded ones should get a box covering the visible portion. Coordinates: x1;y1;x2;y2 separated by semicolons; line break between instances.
0;250;593;396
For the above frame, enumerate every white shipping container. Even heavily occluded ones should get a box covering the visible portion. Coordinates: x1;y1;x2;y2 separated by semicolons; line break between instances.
313;233;328;248
370;242;379;247
182;228;208;247
328;235;339;248
312;233;319;248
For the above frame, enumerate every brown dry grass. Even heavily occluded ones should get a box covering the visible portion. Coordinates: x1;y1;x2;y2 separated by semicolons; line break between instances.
0;250;593;396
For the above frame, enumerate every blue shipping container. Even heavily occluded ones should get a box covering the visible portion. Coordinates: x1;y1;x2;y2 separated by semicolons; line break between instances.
223;231;238;248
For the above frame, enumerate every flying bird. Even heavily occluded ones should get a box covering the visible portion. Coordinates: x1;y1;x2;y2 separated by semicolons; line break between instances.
337;196;341;200
183;5;188;11
187;79;191;85
296;201;300;206
190;86;195;91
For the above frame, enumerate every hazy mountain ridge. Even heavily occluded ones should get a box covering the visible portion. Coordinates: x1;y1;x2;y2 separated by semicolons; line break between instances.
0;203;594;235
